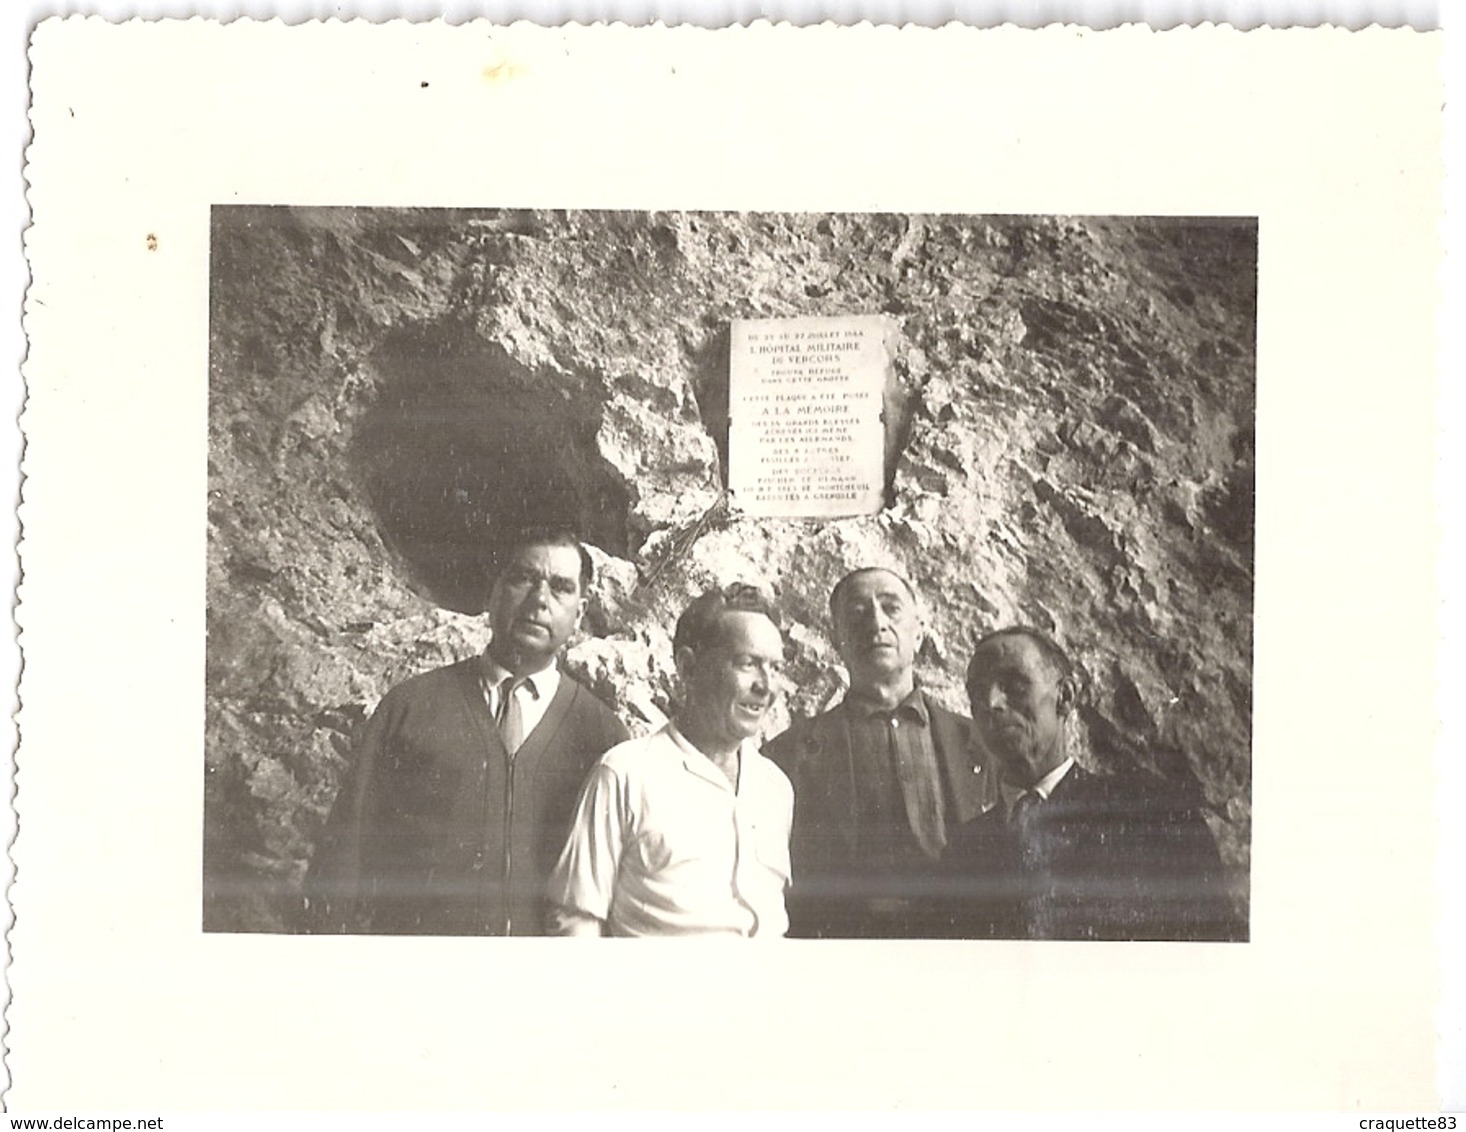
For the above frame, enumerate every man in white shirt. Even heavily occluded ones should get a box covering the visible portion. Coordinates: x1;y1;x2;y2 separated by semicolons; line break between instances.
548;583;794;937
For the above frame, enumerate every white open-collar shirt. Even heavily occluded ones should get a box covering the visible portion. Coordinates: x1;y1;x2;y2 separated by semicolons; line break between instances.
549;722;794;937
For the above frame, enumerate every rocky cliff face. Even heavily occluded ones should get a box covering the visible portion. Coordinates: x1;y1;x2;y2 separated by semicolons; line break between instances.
204;207;1255;932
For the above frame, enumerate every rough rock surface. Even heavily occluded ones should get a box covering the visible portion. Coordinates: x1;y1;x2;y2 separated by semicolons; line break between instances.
205;208;1256;932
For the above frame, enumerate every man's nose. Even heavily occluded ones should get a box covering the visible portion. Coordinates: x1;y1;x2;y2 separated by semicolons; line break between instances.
752;662;781;695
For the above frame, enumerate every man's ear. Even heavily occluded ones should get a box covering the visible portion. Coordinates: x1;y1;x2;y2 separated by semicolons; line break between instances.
826;612;845;653
673;645;697;685
1055;676;1075;717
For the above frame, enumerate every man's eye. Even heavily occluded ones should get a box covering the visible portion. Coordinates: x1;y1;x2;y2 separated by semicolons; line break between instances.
552;581;577;596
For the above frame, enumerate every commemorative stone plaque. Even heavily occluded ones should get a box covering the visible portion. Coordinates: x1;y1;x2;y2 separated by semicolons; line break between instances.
728;314;895;518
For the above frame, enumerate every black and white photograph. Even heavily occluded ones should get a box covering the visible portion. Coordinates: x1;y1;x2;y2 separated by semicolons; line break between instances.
12;16;1449;1114
204;207;1256;943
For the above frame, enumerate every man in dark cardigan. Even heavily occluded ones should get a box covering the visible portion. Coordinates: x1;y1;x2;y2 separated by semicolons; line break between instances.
764;567;1002;938
963;626;1241;942
303;528;629;936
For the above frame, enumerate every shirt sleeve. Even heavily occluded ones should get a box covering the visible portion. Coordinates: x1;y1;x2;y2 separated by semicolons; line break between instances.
775;767;795;893
546;761;630;928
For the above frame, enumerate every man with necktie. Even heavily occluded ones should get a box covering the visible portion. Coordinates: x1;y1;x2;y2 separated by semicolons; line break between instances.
304;527;629;935
964;626;1240;941
764;567;1001;938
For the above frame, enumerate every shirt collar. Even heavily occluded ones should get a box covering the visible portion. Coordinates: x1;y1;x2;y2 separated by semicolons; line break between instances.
480;653;559;700
999;756;1075;819
665;721;757;793
844;684;929;725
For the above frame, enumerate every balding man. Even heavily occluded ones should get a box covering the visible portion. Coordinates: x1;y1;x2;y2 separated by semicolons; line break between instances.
765;567;1001;938
964;626;1241;941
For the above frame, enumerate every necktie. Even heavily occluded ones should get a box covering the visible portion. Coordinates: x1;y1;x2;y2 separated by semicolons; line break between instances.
886;712;946;860
497;675;528;756
1011;790;1045;870
1010;789;1043;831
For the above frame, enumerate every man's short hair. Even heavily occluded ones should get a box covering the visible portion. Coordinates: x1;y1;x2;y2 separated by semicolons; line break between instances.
827;566;918;622
673;582;782;655
967;625;1074;686
493;526;594;593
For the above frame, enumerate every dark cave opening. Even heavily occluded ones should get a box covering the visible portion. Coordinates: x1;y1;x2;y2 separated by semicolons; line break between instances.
352;324;632;613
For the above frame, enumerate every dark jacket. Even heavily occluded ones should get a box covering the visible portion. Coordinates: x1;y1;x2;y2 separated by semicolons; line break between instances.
764;694;1006;938
956;763;1243;942
303;657;629;936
